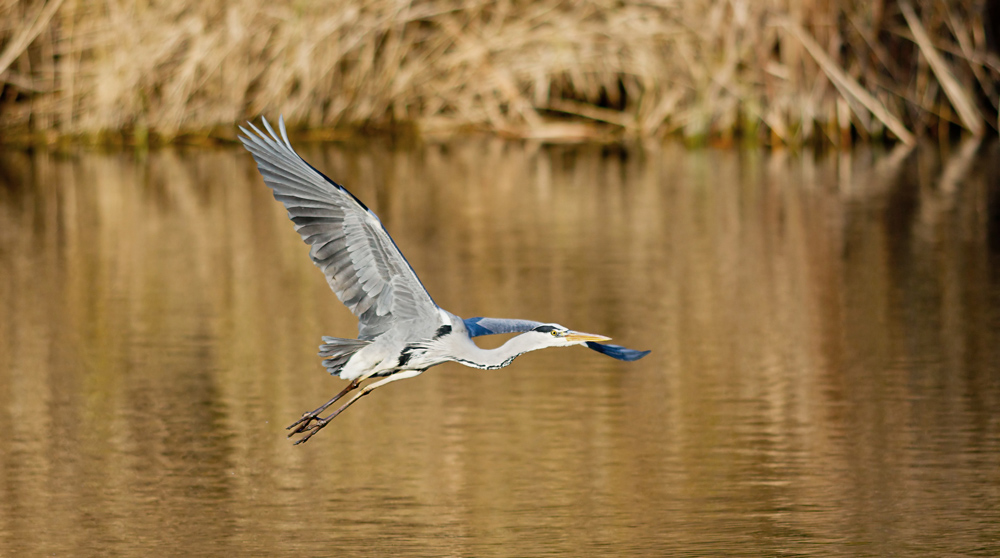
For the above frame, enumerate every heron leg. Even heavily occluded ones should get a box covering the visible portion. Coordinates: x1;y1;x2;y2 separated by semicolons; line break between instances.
290;370;422;445
286;379;360;433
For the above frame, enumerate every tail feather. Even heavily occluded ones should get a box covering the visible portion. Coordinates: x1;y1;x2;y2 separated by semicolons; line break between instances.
318;336;370;376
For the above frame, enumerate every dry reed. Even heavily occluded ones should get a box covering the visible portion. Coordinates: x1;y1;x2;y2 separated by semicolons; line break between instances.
0;0;998;145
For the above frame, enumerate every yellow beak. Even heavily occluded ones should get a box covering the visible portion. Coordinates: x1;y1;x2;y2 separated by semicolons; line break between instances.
565;331;612;343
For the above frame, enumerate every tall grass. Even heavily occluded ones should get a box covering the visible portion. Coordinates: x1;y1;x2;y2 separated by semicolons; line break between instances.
1;0;998;145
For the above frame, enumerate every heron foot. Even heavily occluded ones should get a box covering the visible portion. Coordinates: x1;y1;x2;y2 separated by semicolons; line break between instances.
290;417;334;445
286;411;320;433
285;379;361;438
288;399;354;444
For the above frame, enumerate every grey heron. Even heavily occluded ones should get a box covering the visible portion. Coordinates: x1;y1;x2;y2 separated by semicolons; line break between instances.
239;117;649;444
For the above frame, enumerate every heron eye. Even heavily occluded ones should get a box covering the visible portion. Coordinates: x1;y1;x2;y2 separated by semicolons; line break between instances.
551;330;558;336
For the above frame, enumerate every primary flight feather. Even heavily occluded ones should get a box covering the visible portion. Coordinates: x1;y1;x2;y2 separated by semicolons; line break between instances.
239;116;649;444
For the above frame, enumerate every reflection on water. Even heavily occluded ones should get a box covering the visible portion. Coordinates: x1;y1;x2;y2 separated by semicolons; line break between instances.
1;139;999;556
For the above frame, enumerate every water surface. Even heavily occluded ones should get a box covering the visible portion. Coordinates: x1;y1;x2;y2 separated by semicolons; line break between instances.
1;139;999;556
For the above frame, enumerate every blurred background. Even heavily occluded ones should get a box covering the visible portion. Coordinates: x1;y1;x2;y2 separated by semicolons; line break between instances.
2;1;1000;557
1;0;998;145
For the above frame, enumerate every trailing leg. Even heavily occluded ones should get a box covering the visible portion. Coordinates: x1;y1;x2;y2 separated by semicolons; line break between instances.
290;370;422;445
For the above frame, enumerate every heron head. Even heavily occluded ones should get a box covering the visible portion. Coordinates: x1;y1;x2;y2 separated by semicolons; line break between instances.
530;324;611;347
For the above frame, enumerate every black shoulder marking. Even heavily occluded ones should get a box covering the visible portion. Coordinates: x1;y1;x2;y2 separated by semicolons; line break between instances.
397;347;414;367
434;325;452;339
533;325;555;333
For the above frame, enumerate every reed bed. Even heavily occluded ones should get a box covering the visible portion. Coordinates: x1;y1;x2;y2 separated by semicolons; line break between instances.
0;0;997;145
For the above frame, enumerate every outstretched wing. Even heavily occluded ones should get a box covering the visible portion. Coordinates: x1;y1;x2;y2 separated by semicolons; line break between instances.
583;342;650;362
239;116;440;340
463;317;650;362
463;317;542;337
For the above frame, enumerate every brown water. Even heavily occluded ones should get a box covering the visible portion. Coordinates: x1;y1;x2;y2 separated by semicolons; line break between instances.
1;139;999;557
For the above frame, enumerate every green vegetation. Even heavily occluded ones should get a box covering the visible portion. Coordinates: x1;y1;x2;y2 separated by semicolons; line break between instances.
1;0;997;146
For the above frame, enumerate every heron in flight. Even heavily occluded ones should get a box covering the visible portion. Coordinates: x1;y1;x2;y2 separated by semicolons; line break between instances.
239;117;649;444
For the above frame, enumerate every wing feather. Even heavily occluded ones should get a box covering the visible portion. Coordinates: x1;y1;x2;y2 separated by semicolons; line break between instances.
584;342;651;361
463;317;543;337
240;116;440;340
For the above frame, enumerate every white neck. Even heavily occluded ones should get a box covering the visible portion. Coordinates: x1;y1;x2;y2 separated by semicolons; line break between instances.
442;333;551;370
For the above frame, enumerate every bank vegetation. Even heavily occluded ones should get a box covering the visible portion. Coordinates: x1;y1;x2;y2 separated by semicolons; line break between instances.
1;0;998;146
